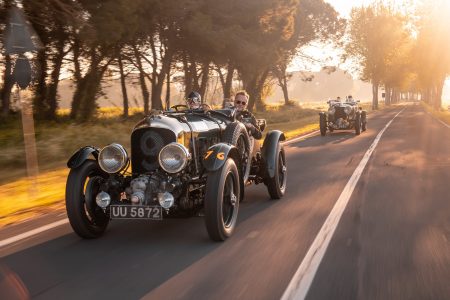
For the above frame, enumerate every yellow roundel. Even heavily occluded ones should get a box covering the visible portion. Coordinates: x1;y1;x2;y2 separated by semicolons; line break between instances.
217;152;225;160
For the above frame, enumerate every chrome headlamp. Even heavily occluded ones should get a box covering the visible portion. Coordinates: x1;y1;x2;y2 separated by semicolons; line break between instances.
328;106;336;115
98;143;129;174
344;106;352;114
158;143;190;174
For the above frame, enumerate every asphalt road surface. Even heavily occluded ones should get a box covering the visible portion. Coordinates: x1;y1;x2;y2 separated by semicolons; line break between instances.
1;103;449;300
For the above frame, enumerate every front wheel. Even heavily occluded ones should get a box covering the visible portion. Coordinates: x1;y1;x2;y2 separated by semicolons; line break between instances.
266;144;287;199
66;160;109;239
204;158;240;241
319;114;327;136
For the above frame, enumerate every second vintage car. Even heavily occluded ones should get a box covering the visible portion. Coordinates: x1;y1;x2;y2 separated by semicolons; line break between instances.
319;98;367;136
65;106;287;241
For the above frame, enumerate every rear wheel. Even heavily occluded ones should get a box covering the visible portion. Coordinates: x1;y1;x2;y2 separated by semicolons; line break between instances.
204;159;240;241
355;113;361;135
66;160;109;239
222;122;250;177
319;114;327;136
266;144;287;199
222;122;250;202
361;111;367;131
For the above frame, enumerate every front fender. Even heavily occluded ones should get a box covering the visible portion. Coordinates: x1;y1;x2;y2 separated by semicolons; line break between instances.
262;130;286;178
202;143;240;172
67;146;99;169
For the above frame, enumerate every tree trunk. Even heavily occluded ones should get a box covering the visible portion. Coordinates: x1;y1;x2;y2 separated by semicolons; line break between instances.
199;62;210;101
133;45;150;114
46;41;65;120
280;77;289;105
1;54;13;116
151;50;172;110
70;52;110;121
244;69;269;112
385;86;391;106
165;71;171;110
182;54;193;97
217;64;235;106
224;64;234;100
73;37;82;83
77;70;104;121
118;53;129;118
34;49;48;118
372;82;379;110
435;78;445;110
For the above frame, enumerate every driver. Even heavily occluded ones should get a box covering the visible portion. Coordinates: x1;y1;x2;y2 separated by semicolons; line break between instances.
187;91;202;109
234;91;262;140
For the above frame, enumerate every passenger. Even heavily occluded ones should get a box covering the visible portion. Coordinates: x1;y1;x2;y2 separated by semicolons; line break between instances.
234;91;262;140
187;91;202;109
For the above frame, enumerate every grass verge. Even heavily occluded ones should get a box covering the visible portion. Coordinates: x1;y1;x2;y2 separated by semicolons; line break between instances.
421;102;450;126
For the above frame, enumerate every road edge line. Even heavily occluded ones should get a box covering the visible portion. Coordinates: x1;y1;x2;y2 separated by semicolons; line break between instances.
426;111;450;129
0;218;69;248
281;108;405;300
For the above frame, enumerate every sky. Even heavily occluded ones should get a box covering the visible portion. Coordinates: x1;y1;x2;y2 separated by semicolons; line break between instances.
325;0;370;17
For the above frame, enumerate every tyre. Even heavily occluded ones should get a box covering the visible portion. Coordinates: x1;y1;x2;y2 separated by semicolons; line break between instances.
361;111;367;131
66;160;109;239
266;144;287;199
355;113;361;135
204;158;240;241
222;122;250;178
319;114;327;136
222;122;250;202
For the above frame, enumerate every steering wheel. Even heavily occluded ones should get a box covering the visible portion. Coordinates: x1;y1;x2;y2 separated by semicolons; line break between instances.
170;104;188;112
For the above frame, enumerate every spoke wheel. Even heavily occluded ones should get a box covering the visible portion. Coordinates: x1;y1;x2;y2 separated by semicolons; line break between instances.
66;160;109;239
266;145;287;199
204;158;240;241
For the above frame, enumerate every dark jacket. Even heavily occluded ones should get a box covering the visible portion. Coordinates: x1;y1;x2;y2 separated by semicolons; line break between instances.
236;109;262;139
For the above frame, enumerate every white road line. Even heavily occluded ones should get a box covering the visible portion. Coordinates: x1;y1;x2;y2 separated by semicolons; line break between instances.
281;108;405;300
426;111;450;129
0;218;69;248
283;130;320;146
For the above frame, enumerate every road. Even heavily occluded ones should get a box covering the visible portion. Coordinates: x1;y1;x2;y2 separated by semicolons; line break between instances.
0;104;449;300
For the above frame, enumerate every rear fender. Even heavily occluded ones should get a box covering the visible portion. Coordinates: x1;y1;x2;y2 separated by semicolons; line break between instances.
262;130;286;178
202;143;240;172
67;146;99;169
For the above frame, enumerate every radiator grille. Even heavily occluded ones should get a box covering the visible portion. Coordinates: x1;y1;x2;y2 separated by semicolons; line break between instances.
131;128;176;173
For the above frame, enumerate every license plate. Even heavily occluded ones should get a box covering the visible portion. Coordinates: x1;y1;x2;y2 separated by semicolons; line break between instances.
109;205;163;220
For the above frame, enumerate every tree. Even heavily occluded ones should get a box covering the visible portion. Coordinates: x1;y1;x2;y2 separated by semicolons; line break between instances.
413;0;450;109
345;4;412;109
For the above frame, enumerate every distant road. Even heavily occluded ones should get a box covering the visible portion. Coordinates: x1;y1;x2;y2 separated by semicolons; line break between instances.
1;104;449;300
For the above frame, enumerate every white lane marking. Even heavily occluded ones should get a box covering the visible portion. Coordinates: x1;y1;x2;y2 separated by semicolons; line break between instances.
0;218;69;248
281;108;405;300
283;130;320;146
426;111;450;129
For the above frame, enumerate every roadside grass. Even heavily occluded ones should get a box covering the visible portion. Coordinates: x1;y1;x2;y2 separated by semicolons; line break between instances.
421;102;450;126
0;102;383;228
